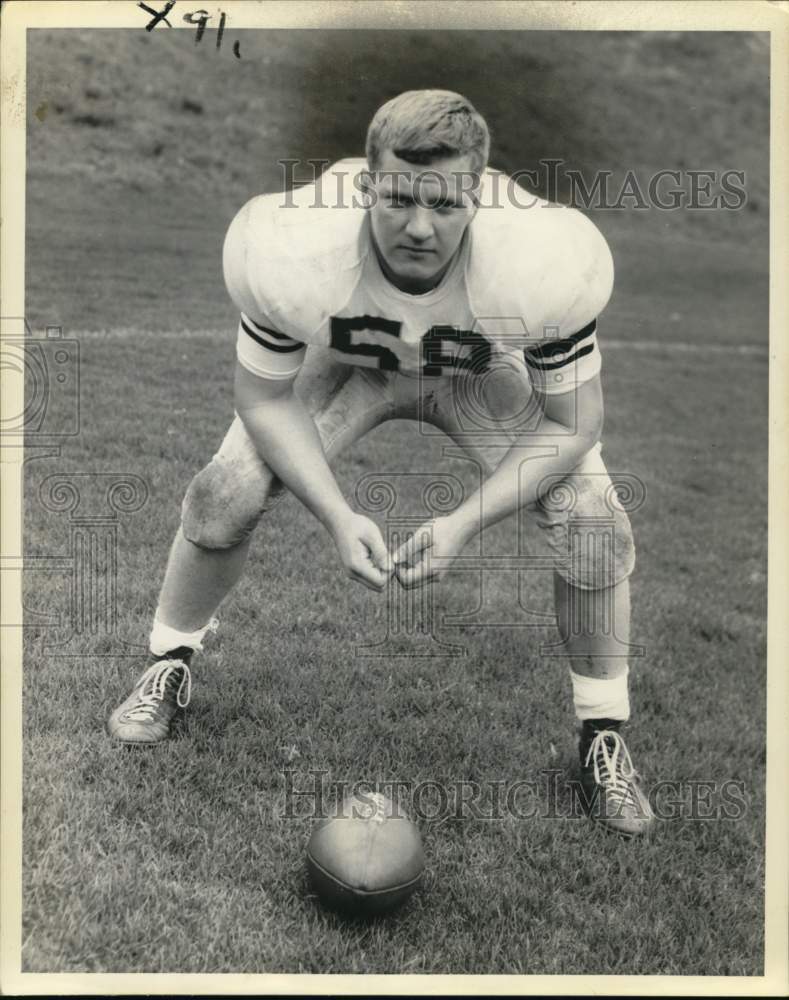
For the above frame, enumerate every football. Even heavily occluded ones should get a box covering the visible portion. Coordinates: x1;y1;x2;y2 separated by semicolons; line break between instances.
306;790;425;915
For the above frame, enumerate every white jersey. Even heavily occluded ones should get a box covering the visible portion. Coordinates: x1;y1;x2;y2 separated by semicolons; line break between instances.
223;159;614;394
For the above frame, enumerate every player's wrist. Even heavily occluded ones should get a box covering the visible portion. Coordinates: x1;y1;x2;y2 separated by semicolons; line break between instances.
320;500;357;538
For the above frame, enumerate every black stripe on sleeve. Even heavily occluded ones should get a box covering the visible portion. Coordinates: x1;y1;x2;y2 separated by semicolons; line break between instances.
524;319;597;363
525;341;595;372
240;316;304;354
242;313;298;343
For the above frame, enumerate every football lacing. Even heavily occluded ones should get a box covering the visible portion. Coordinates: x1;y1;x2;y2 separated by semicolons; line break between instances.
123;659;192;720
584;729;640;810
368;792;388;823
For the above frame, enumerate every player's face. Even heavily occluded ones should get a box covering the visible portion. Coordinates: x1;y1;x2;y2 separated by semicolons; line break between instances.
366;150;479;294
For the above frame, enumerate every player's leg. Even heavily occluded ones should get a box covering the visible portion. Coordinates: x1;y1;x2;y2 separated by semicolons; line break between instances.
533;445;652;834
151;350;366;638
154;527;250;634
553;574;630;680
431;357;652;835
108;350;394;743
105;411;274;744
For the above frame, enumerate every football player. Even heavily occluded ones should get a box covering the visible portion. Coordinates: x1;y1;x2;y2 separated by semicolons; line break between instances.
108;90;653;836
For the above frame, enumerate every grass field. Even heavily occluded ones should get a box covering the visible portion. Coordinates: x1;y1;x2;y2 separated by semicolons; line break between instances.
20;28;768;975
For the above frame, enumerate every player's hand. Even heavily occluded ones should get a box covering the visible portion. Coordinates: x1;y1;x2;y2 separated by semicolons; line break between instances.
329;512;394;592
392;515;475;590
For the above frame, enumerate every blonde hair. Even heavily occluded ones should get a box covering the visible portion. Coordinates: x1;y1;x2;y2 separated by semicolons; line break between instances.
365;90;490;175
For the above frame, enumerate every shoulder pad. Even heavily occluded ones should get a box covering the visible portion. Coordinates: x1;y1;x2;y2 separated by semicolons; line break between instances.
468;183;614;340
223;162;367;339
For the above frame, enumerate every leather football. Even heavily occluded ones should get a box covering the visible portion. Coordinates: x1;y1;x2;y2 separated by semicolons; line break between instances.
306;790;424;915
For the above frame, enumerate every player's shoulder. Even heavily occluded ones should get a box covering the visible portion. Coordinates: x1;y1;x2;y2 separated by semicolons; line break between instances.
222;159;367;333
475;168;612;260
469;170;614;335
226;159;366;263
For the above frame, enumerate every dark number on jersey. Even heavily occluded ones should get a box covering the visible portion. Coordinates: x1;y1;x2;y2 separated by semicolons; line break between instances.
330;315;493;375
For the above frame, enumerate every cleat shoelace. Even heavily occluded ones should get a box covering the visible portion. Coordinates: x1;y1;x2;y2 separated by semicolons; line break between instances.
124;659;192;721
584;729;641;813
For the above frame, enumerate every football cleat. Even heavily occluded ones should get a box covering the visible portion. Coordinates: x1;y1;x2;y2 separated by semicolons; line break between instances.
107;648;193;745
579;720;654;837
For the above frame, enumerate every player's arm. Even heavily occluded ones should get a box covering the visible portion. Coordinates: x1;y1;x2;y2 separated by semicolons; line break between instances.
234;361;392;592
455;222;613;533
225;201;392;591
450;371;604;536
234;361;348;532
393;374;604;588
395;214;612;587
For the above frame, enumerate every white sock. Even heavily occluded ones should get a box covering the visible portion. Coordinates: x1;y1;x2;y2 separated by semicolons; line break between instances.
570;666;630;722
149;615;218;657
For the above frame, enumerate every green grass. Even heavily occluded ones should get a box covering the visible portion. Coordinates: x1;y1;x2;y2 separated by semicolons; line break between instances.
20;26;767;976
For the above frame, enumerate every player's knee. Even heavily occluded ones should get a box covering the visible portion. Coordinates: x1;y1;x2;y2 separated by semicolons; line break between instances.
181;457;276;550
538;474;636;590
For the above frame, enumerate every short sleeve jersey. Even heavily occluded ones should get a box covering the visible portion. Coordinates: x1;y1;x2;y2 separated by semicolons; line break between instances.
223;159;614;394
